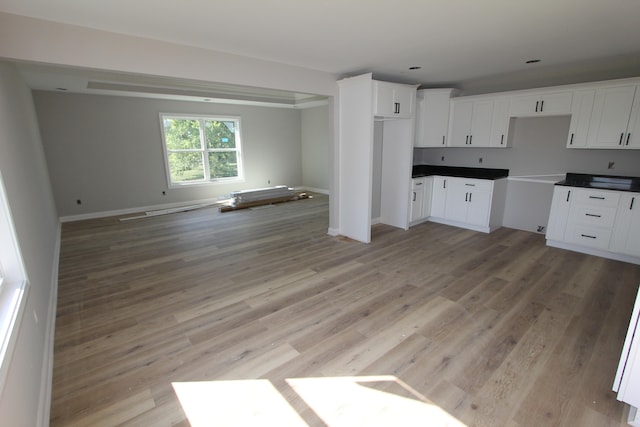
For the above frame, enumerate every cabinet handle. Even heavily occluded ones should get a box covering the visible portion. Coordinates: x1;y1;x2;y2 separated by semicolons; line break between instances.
443;180;446;189
585;213;601;218
589;196;606;200
469;192;472;202
469;135;473;145
580;234;597;239
619;133;624;145
465;183;476;186
465;135;469;145
413;192;416;202
631;197;635;210
566;190;571;202
626;133;631;146
415;182;423;186
570;133;574;145
442;135;445;145
395;102;400;114
501;134;505;145
535;101;539;112
540;100;544;112
465;192;469;202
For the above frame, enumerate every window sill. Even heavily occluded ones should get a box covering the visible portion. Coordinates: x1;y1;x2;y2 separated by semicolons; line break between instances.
0;279;28;394
169;177;245;189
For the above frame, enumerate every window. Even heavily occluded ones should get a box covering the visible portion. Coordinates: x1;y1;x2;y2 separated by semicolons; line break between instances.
160;114;243;187
0;171;27;394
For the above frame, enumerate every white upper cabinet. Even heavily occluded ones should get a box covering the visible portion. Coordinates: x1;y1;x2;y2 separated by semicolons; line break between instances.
509;91;573;117
373;81;416;119
566;89;595;148
449;98;494;147
414;89;454;147
586;85;639;148
490;97;511;147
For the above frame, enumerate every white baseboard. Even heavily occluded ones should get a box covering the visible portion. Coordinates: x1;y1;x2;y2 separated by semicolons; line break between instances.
37;221;61;426
546;239;640;265
297;186;329;195
59;197;227;223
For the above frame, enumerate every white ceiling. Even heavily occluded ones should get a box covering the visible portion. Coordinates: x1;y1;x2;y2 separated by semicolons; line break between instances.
2;0;640;100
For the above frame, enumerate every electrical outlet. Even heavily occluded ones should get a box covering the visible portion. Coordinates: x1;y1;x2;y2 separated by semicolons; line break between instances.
608;161;615;169
162;191;166;196
441;156;445;161
479;157;483;164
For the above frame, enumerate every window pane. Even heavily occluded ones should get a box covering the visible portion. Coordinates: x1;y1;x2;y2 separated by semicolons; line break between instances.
168;152;205;182
209;152;238;179
164;119;202;150
205;120;236;149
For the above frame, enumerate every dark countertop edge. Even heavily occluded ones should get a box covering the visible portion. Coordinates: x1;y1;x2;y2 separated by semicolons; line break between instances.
412;165;509;180
555;172;640;193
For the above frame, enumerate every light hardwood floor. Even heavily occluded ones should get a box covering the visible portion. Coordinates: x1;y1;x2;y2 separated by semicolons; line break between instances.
51;193;640;426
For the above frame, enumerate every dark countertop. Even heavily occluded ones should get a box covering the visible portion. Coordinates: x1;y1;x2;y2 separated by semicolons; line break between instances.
556;173;640;192
412;165;509;180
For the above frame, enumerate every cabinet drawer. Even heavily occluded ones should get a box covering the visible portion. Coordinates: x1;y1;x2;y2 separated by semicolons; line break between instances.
572;189;621;207
457;179;493;193
569;204;618;228
567;225;612;250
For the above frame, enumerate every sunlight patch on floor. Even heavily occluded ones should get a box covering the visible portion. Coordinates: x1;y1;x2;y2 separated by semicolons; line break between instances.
173;375;466;426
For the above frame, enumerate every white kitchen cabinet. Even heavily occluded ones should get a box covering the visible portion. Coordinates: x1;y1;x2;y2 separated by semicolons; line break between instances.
546;187;573;241
337;73;415;243
414;89;455;147
448;98;494;147
611;193;640;257
410;178;426;223
444;178;493;226
509;90;573;117
374;81;416;119
430;176;506;233
613;285;640;426
409;176;434;225
566;89;595;148
546;185;640;264
431;176;447;218
586;85;639;149
490;96;511;147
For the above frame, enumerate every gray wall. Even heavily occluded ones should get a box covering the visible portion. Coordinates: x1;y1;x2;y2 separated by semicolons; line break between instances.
301;105;330;192
33;91;311;217
0;63;59;425
415;115;640;232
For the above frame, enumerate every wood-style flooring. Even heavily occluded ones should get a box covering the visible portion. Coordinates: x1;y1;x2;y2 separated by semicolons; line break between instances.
51;193;640;426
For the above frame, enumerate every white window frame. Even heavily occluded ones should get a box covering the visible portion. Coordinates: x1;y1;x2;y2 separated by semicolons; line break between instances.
159;113;244;188
0;170;28;395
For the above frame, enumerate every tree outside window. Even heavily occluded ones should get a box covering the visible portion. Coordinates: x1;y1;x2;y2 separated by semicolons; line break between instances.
160;115;243;186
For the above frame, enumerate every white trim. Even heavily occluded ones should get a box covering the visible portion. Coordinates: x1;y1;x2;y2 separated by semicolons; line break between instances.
37;221;60;427
0;279;28;395
546;239;640;265
427;216;495;233
295;186;329;195
327;227;340;237
59;196;227;222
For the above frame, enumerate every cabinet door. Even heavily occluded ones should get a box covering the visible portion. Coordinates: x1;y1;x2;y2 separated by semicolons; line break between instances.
510;94;541;116
431;176;447;218
538;91;573;115
393;84;416;119
611;193;640;256
546;187;572;241
410;178;425;222
626;89;640;148
567;89;595;148
449;100;473;146
415;90;451;147
467;186;493;226
490;97;510;147
444;179;469;223
469;100;494;147
373;81;396;117
587;85;637;148
422;177;433;217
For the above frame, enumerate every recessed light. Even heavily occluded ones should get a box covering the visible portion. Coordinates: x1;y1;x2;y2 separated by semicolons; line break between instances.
525;59;541;64
408;66;422;70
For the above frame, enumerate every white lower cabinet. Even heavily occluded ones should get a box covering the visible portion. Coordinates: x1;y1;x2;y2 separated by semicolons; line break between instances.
429;176;506;233
546;186;640;264
410;177;433;225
